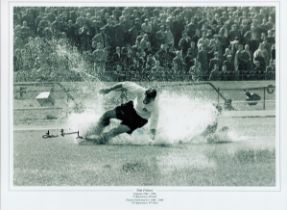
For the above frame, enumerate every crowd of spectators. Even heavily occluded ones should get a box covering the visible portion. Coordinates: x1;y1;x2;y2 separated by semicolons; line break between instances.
14;7;276;81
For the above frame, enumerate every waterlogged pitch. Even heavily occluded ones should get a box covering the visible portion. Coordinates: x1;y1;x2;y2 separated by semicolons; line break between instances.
13;82;276;186
13;116;275;186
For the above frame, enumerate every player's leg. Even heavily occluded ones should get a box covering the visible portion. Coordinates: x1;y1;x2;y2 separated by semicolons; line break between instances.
97;124;131;144
84;109;117;138
103;124;131;139
84;124;131;144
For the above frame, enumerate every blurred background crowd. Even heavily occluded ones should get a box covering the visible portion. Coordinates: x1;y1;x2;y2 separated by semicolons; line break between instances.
14;7;276;82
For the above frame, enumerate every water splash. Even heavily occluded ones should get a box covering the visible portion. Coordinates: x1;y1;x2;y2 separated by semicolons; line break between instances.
55;41;221;145
55;40;100;82
54;40;106;134
155;91;218;143
108;91;217;145
65;93;105;136
206;127;239;144
67;89;220;145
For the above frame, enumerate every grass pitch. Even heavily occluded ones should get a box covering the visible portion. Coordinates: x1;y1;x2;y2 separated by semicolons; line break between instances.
14;117;275;186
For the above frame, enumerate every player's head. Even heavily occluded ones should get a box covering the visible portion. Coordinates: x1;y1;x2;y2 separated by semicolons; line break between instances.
143;88;157;104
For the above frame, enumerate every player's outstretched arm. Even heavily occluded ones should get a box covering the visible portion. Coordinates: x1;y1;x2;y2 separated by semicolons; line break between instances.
99;83;124;95
100;82;145;95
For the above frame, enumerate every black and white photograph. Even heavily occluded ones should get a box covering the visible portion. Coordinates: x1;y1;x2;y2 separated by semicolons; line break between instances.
12;5;277;186
1;0;287;210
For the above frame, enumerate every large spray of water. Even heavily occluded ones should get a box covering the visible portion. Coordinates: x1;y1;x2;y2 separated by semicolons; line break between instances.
54;39;105;135
110;91;219;145
65;90;219;145
55;40;226;145
156;91;218;142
